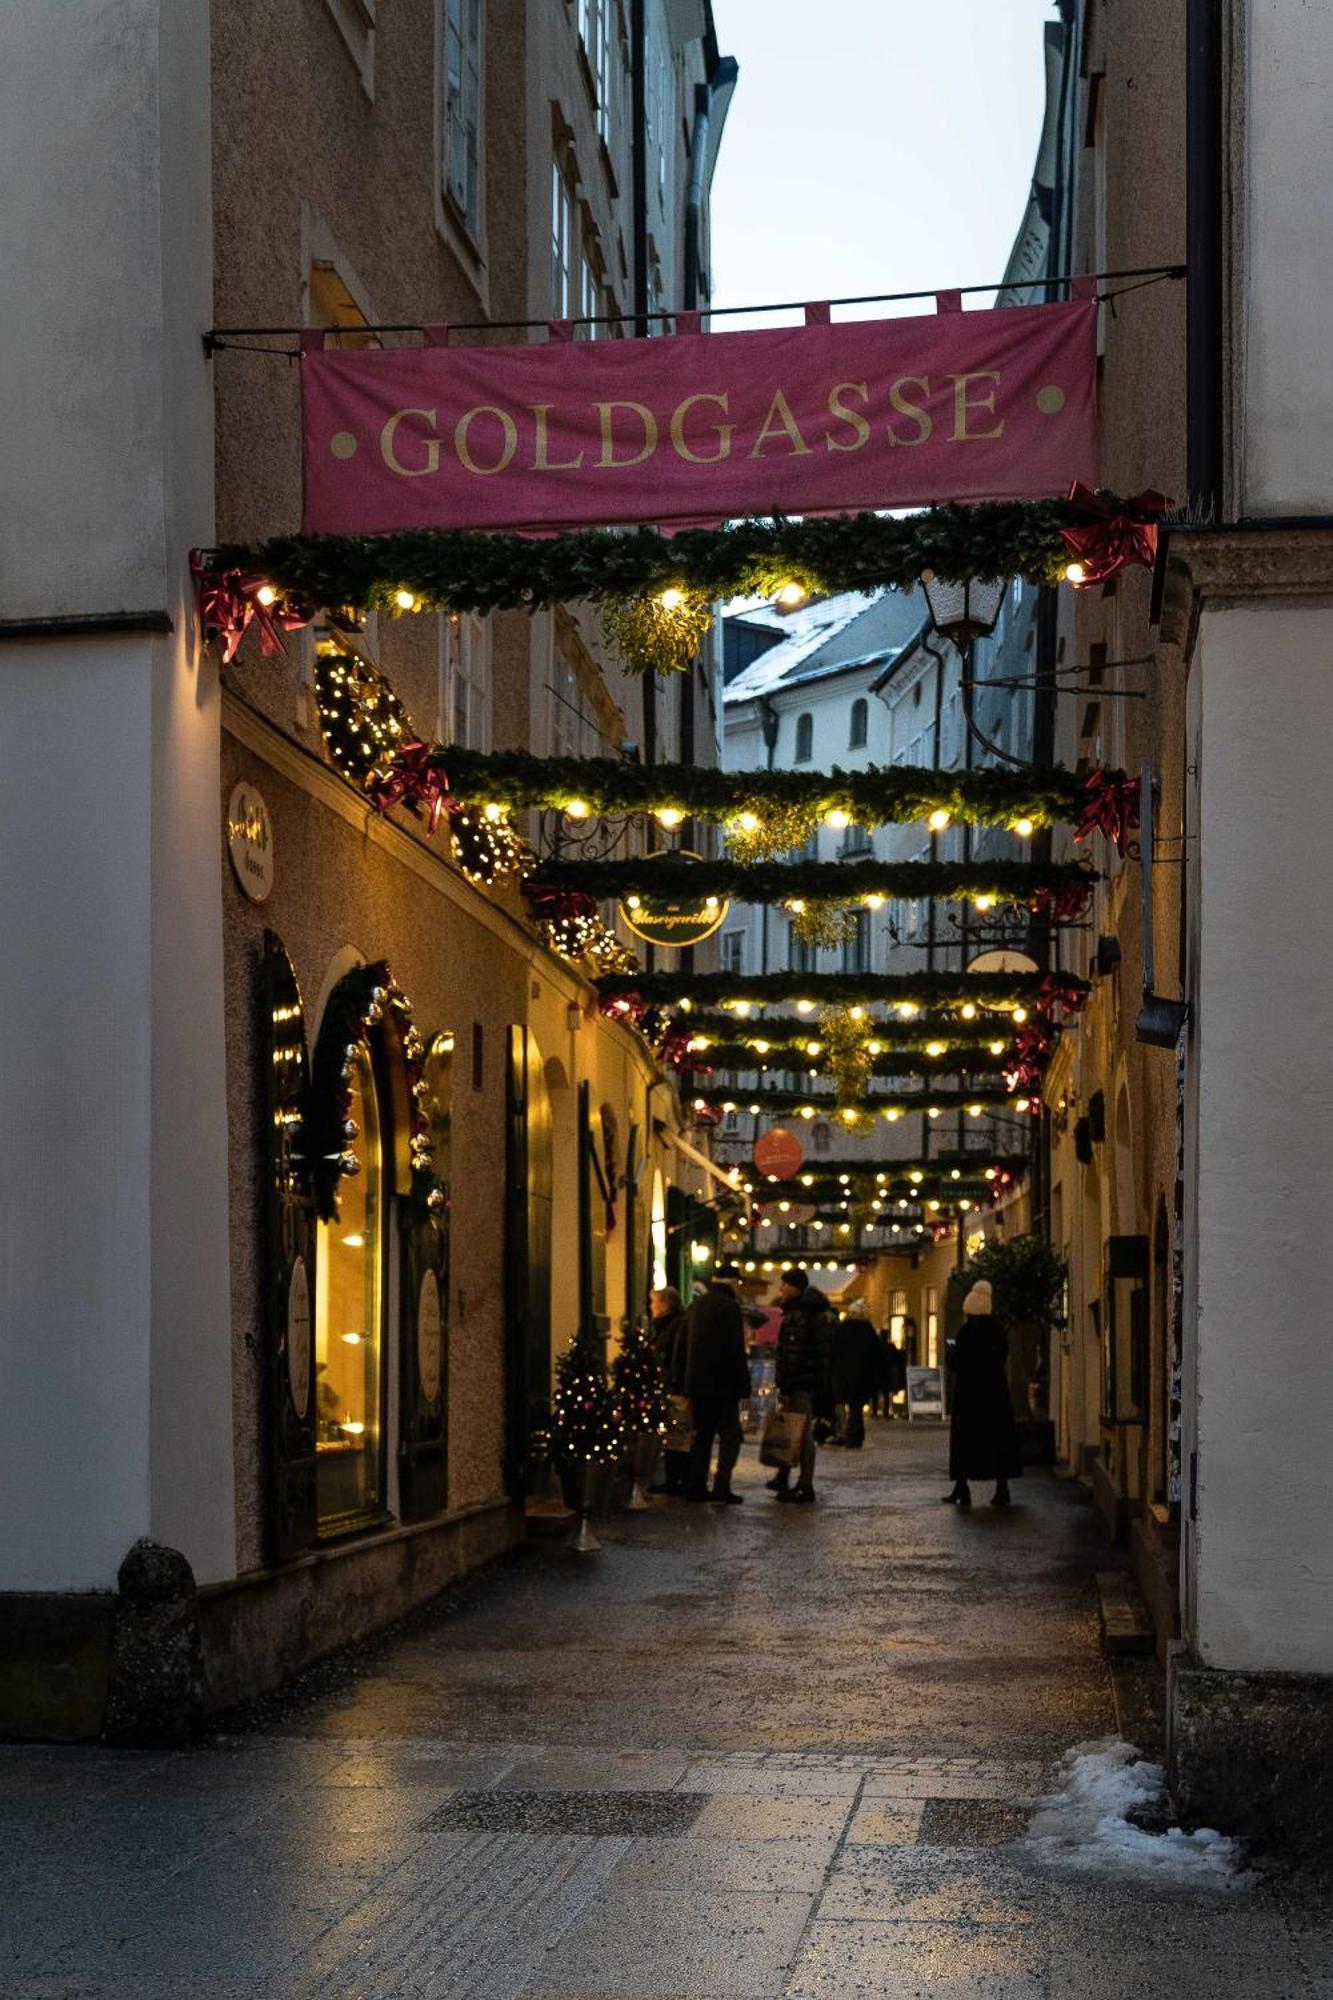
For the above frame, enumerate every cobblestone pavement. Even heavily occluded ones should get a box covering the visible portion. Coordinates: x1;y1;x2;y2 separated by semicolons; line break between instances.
4;1425;1330;1997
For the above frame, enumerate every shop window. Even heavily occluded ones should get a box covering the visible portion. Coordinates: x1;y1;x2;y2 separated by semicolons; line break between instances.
315;1041;386;1530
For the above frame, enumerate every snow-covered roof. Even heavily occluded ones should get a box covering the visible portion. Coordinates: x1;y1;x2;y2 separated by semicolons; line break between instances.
724;588;926;704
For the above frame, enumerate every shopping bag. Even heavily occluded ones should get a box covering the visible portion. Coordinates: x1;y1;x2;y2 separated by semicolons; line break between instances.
759;1407;808;1469
663;1395;694;1454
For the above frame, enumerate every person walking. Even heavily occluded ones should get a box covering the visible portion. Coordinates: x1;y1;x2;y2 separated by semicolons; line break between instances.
942;1278;1022;1509
647;1285;689;1495
770;1268;834;1503
683;1263;753;1505
831;1314;881;1448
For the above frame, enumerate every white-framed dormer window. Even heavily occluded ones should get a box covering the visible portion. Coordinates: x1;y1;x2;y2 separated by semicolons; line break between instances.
439;613;491;751
441;0;483;243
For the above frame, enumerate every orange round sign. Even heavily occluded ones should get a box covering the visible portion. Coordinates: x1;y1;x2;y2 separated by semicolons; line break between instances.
753;1128;805;1180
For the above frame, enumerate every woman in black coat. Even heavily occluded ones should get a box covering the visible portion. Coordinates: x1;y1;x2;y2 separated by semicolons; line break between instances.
943;1279;1022;1509
830;1315;881;1448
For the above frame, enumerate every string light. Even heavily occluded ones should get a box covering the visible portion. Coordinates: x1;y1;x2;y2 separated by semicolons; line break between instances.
255;583;278;607
659;587;685;610
777;580;808;607
656;806;685;828
961;1002;978;1020
393;587;418;611
1065;560;1087;585
564;798;590;818
825;809;851;829
928;808;950;831
1014;817;1035;839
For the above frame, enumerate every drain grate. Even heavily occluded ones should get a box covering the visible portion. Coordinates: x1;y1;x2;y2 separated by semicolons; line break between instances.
917;1797;1031;1847
420;1788;708;1838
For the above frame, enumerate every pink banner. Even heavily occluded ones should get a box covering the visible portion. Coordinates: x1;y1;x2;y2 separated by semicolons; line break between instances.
302;299;1096;536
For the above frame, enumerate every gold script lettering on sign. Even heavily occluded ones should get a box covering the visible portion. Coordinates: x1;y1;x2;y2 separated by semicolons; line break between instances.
886;378;933;446
596;401;658;467
825;382;871;453
949;371;1004;441
381;408;443;475
670;392;734;463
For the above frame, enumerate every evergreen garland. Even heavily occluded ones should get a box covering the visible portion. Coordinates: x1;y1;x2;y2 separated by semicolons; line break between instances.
599;970;1080;1010
611;1320;672;1436
547;1327;625;1468
689;1083;1017;1117
539;854;1093;907
682;1042;1013;1079
305;960;441;1222
433;746;1090;831
207;498;1092;618
746;1153;1029;1183
680;1012;1015;1056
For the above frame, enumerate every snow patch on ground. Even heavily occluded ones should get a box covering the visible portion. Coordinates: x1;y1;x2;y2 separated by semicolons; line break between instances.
1022;1739;1246;1889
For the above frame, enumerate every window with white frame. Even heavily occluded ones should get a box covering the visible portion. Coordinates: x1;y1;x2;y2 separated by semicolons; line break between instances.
794;712;814;762
441;0;482;241
549;644;606;758
841;910;871;973
551;154;576;317
721;929;746;974
439;613;490;750
849;697;868;749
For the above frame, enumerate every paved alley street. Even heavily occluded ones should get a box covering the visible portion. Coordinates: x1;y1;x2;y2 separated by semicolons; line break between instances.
5;1427;1331;1998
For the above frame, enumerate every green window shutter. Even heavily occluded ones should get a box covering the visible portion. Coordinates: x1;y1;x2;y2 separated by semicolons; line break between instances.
398;1033;452;1521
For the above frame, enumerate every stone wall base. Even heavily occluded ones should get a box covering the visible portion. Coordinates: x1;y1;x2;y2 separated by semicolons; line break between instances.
1168;1652;1333;1862
0;1498;521;1742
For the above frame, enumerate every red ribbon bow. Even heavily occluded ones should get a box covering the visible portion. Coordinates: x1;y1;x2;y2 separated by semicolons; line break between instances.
1061;482;1166;587
190;554;312;664
1029;877;1095;922
523;882;599;923
1038;973;1090;1020
368;741;454;835
1074;770;1140;857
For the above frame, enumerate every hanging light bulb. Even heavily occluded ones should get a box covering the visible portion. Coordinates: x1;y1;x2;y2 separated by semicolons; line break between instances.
795;999;814;1015
974;893;997;912
1065;561;1087;585
656;806;685;828
884;1107;902;1122
659;586;685;609
777;580;808;608
255;583;278;607
925;1040;946;1058
1012;1007;1029;1025
928;807;950;832
864;894;884;910
393;587;418;612
825;809;851;829
736;810;760;833
989;1039;1006;1056
751;1038;771;1055
564;798;590;819
1014;817;1035;839
961;1002;977;1020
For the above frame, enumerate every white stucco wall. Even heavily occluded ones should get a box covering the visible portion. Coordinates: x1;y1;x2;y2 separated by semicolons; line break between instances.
1237;0;1333;515
1185;600;1333;1672
0;1;235;1589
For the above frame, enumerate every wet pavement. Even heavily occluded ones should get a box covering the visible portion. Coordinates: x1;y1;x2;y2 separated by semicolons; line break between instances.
4;1423;1331;1997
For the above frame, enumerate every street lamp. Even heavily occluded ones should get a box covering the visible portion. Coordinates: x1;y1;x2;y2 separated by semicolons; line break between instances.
920;570;1024;771
918;573;1005;643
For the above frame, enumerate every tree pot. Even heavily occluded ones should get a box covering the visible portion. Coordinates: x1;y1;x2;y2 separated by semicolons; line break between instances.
559;1460;616;1517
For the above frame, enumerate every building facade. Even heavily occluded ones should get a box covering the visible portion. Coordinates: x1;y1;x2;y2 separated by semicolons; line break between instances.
0;0;735;1737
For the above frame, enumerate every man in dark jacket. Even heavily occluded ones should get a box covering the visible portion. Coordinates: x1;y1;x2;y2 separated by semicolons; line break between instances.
683;1264;753;1504
831;1314;881;1448
771;1268;834;1502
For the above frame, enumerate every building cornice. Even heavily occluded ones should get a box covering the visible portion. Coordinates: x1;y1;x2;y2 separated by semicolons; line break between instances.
1159;525;1333;656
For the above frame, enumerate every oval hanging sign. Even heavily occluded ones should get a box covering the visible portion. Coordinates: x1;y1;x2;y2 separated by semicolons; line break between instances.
753;1127;805;1180
618;851;729;950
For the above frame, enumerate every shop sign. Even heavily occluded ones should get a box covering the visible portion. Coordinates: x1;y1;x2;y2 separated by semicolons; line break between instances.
753;1127;805;1180
227;782;274;903
286;1257;311;1418
417;1271;443;1403
303;297;1096;536
619;853;728;949
906;1364;946;1419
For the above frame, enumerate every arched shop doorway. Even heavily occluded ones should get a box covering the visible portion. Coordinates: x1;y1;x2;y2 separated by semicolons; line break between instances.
314;1037;387;1530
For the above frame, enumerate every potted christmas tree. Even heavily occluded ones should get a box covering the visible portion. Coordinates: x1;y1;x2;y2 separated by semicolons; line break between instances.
612;1318;672;1509
550;1326;624;1550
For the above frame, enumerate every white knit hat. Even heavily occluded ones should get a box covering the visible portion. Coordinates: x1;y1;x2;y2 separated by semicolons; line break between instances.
963;1280;993;1316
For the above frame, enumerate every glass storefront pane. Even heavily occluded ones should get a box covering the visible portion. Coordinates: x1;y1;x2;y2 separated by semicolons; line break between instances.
315;1042;383;1527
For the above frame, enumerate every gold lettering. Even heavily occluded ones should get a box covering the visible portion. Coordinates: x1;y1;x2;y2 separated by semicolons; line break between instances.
529;404;585;471
381;407;442;475
748;387;814;457
670;392;734;463
454;405;519;475
949;371;1004;441
886;377;932;446
596;400;658;467
825;381;871;453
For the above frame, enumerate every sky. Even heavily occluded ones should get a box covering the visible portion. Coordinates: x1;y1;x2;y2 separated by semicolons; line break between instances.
708;0;1059;325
